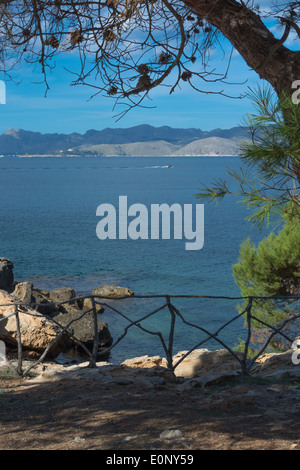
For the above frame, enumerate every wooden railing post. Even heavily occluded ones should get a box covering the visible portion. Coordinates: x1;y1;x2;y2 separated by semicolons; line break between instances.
15;305;23;376
89;296;99;368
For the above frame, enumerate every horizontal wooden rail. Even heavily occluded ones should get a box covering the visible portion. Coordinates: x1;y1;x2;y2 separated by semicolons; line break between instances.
0;294;299;378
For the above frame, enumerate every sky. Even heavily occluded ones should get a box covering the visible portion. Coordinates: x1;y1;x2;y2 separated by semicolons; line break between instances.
0;55;259;134
0;2;299;135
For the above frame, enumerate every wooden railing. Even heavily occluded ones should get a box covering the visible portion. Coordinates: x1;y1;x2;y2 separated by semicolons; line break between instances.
0;294;299;377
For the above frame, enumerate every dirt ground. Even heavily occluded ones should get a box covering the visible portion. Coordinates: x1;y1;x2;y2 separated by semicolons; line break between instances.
1;370;300;451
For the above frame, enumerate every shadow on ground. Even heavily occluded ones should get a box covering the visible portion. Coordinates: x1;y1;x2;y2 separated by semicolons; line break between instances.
0;370;300;450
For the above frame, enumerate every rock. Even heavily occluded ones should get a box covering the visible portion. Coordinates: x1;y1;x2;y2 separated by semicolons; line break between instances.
0;258;14;292
172;348;244;378
29;286;112;358
31;288;56;315
92;285;134;298
49;287;81;313
49;308;113;353
49;287;76;304
80;297;104;314
0;290;70;357
137;375;166;387
121;348;300;384
102;376;135;386
121;349;244;379
202;371;240;387
32;287;85;315
70;436;85;443
13;282;33;304
122;355;167;369
251;350;300;378
123;435;139;442
160;429;183;439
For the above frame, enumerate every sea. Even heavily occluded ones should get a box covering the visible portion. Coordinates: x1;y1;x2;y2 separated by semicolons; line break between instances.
0;156;270;362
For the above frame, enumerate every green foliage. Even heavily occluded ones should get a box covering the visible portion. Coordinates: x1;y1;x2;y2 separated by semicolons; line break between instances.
233;219;300;298
232;217;300;343
196;84;300;354
196;86;300;230
233;338;258;359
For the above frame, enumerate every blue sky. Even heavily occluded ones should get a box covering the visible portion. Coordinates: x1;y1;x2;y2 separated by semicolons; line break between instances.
0;52;259;134
0;4;299;135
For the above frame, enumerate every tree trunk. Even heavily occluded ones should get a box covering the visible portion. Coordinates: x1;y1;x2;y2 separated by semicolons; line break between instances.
184;0;300;181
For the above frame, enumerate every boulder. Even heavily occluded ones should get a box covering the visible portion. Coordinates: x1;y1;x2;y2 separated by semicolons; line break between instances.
31;288;56;315
13;282;33;304
172;348;244;378
0;290;71;357
49;287;77;304
92;284;134;298
80;297;104;314
30;287;112;354
122;349;245;380
49;308;113;353
49;287;83;314
31;287;79;315
122;355;167;369
121;348;300;383
251;350;300;378
0;258;14;292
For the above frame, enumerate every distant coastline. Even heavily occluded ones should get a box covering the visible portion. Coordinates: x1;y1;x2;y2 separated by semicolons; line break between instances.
8;153;241;158
0;124;248;157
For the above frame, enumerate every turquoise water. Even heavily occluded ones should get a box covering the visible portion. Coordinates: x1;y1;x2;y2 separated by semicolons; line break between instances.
0;156;268;361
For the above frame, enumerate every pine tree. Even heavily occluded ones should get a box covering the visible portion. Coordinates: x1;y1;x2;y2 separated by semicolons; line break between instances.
197;87;300;353
233;218;300;300
233;216;300;351
197;86;300;229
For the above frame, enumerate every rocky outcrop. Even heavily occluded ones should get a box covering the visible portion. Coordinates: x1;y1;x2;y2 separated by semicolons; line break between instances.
121;347;300;386
171;349;244;378
122;355;167;369
13;282;33;304
92;285;134;298
29;286;104;315
0;288;113;359
30;288;55;315
0;257;115;358
0;290;70;357
30;287;79;315
49;287;77;304
29;286;110;354
80;297;104;314
121;349;244;379
49;309;112;353
251;350;300;378
0;258;14;292
27;347;300;393
19;289;111;355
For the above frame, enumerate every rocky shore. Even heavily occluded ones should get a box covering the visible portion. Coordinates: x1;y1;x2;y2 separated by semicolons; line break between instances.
25;346;300;389
1;260;300;450
0;257;133;361
1;256;299;387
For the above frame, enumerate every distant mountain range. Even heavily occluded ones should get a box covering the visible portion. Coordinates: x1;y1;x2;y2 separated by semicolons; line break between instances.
0;124;250;156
